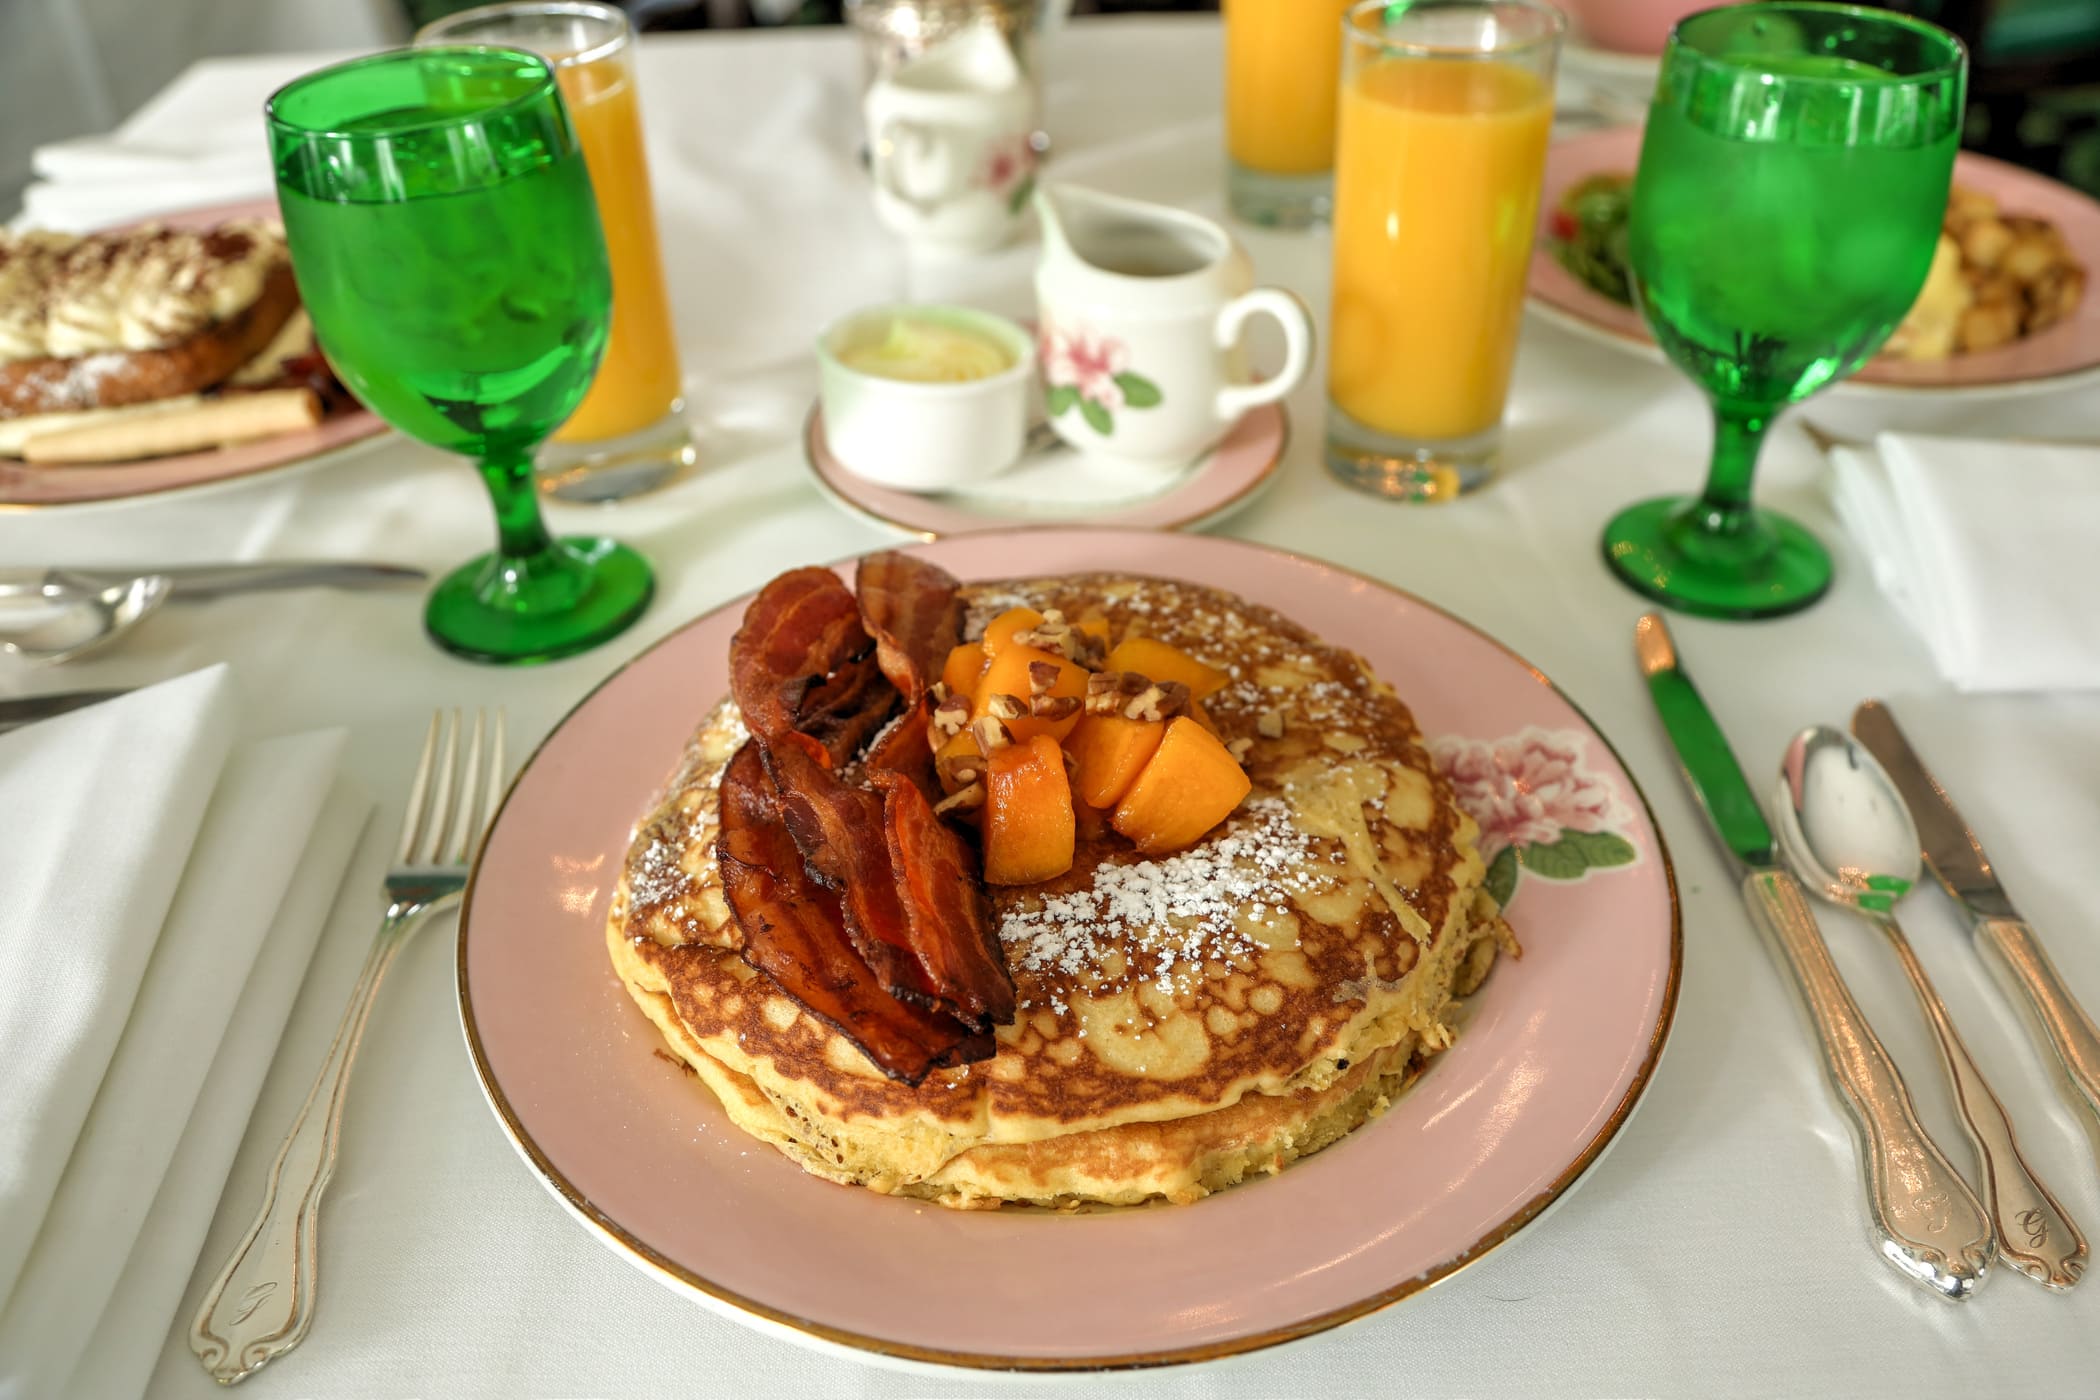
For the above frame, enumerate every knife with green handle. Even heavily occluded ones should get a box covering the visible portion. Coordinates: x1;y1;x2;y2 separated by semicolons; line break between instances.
1636;615;1994;1299
1854;699;2100;1165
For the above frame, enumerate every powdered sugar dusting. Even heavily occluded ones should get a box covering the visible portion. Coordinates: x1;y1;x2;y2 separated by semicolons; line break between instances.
999;797;1316;1002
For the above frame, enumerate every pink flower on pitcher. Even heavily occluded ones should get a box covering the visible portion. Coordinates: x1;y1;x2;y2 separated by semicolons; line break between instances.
1042;323;1131;411
1041;323;1163;436
1433;729;1626;861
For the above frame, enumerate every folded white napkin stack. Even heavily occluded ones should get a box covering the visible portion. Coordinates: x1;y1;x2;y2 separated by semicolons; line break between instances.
0;667;368;1400
1830;432;2100;692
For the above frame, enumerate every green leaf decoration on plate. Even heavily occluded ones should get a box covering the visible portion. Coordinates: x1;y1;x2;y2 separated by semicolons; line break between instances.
1114;372;1163;408
1008;171;1036;217
1520;838;1589;881
1079;397;1113;435
1520;830;1638;882
1484;847;1519;911
1045;384;1079;417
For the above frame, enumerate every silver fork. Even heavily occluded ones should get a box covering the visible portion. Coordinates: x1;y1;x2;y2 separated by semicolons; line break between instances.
189;708;506;1385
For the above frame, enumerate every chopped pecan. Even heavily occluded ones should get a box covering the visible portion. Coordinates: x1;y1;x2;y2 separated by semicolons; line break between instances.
937;749;984;789
985;692;1027;722
1084;670;1152;716
1226;737;1254;762
934;782;985;816
971;715;1014;754
1123;680;1190;723
1026;660;1061;696
1029;694;1081;721
931;693;971;740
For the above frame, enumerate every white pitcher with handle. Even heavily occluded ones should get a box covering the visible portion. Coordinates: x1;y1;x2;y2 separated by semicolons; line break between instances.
1033;182;1313;474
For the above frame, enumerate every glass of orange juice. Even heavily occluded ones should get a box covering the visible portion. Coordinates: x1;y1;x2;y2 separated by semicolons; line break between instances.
418;2;695;502
1223;0;1354;228
1326;0;1562;501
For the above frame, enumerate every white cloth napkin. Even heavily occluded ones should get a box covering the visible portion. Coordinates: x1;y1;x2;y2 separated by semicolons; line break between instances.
0;670;366;1400
1829;431;2100;692
18;130;271;232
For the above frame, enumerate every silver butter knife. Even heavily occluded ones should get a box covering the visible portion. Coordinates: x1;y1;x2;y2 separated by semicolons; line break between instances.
0;562;426;602
1638;616;1994;1299
1855;700;2100;1159
0;688;130;734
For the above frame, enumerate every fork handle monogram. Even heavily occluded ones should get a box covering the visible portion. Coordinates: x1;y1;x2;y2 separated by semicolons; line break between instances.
1744;871;1995;1299
189;894;456;1384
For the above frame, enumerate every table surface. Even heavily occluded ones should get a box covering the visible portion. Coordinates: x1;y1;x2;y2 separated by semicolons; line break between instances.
7;17;2099;1398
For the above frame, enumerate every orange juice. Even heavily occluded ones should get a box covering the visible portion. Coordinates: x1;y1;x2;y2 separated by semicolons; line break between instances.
552;52;683;443
1328;58;1553;441
1224;0;1353;175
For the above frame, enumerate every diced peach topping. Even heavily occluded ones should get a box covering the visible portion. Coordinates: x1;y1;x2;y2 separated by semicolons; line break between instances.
972;642;1088;744
985;735;1076;885
941;642;989;698
1065;714;1166;810
980;607;1043;656
1103;638;1227;700
1112;717;1252;855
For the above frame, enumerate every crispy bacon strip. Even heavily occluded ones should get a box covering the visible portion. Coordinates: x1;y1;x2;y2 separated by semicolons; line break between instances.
872;769;1016;1028
764;739;946;1009
863;700;936;797
716;743;989;1084
729;567;894;768
855;552;963;705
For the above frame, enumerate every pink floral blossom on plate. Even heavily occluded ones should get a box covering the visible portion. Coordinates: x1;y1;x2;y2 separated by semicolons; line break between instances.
1432;727;1637;908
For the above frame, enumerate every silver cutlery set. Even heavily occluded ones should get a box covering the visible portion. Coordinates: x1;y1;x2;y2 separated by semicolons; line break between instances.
1640;612;2096;1299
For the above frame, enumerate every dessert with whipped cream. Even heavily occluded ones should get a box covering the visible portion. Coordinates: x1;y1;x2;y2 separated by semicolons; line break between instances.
0;220;349;463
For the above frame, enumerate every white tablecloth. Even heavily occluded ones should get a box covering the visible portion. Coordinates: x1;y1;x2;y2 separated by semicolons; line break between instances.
5;18;2098;1397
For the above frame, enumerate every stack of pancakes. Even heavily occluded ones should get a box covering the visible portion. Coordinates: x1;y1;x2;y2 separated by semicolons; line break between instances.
608;573;1514;1209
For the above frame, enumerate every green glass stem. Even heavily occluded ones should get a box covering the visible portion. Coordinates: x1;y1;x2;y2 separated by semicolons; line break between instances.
481;448;558;560
1691;400;1773;535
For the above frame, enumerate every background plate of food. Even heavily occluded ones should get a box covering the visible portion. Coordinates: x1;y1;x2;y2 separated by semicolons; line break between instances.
0;198;385;510
1529;125;2100;400
458;529;1681;1372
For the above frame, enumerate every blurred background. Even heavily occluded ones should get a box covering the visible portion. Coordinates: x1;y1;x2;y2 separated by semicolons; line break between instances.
5;0;2096;216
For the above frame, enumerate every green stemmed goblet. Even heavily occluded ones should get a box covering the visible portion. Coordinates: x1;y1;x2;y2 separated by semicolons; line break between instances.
267;47;653;663
1602;4;1965;619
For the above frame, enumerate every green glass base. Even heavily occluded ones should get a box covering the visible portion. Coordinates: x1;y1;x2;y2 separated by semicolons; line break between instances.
425;536;654;664
1601;495;1831;620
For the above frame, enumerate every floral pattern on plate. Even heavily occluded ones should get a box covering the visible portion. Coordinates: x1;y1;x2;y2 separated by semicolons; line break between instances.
1434;726;1641;911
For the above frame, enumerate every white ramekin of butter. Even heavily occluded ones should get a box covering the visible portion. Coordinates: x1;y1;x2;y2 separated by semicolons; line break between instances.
816;304;1034;491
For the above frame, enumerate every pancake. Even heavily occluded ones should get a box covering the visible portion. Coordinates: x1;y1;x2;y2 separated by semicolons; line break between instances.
607;571;1515;1209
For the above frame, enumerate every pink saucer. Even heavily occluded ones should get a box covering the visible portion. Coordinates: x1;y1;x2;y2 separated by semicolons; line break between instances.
0;199;387;511
1529;126;2100;399
805;401;1286;540
457;530;1681;1371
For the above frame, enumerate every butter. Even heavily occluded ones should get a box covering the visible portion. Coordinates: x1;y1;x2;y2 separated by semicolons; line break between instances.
837;316;1014;384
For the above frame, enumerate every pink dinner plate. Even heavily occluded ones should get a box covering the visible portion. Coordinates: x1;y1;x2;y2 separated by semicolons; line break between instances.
0;199;388;511
458;529;1682;1372
1529;126;2100;399
804;401;1286;540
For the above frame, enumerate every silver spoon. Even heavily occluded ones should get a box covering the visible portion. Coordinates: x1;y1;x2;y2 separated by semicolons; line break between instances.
1775;724;2088;1291
0;574;170;667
